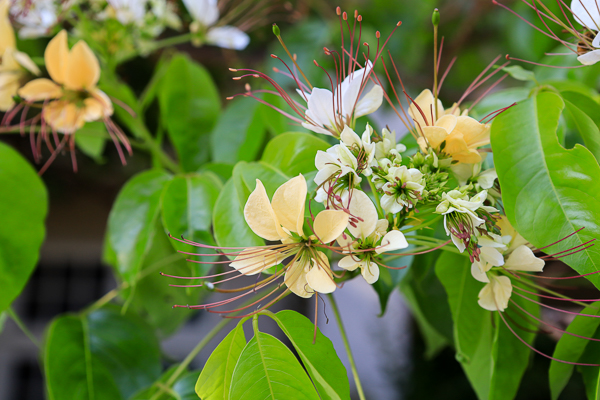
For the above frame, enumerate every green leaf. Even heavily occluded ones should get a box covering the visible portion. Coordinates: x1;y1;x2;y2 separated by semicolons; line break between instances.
121;220;203;336
229;331;321;400
75;121;108;162
488;288;537;400
491;92;600;289
107;169;172;285
159;54;221;171
260;132;330;176
133;365;200;400
199;163;234;183
44;305;162;400
560;91;600;162
211;96;267;164
269;310;350;400
502;65;537;83
550;302;600;400
161;173;222;274
435;251;486;363
0;312;7;335
196;323;246;400
0;142;47;313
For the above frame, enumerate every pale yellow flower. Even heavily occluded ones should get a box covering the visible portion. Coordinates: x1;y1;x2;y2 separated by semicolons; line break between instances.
0;0;39;111
231;174;349;298
409;89;490;164
478;274;512;311
18;30;113;133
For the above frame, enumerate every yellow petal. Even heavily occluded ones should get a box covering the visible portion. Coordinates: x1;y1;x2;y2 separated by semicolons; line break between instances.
452;149;482;164
0;0;15;54
243;179;283;241
64;41;101;90
83;91;114;122
0;77;19;111
18;78;63;101
229;248;285;276
444;131;469;156
271;175;307;236
43;101;86;133
284;256;313;298
455;116;490;148
12;50;41;75
306;251;336;293
421;126;448;149
408;89;444;131
313;209;349;244
504;245;545;272
45;30;69;84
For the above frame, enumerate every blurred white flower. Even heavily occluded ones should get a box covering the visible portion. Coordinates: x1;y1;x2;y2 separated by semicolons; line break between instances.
183;0;249;50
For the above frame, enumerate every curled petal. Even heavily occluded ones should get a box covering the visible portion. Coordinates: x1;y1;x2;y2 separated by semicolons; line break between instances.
306;252;336;293
18;78;62;102
348;190;377;239
230;248;284;275
285;257;313;298
504;245;545;272
361;260;379;284
244;179;284;241
375;230;409;254
338;255;360;271
354;84;384;118
578;49;600;66
471;262;490;283
313;210;349;244
43;101;86;133
272;174;307;236
478;275;512;311
421;126;448;149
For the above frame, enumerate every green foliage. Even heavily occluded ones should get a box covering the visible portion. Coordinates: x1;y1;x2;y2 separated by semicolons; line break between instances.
560;91;600;162
158;54;221;171
195;324;246;400
44;305;162;400
75;121;108;162
491;92;600;289
0;142;47;313
133;366;200;400
107;169;172;285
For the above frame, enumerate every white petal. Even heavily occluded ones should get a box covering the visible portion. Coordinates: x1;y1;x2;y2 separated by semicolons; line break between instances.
578;49;600;65
230;248;284;275
471;262;490;283
354;84;384;117
375;230;409;254
361;260;380;284
571;0;600;29
306;87;335;128
183;0;219;26
302;121;333;136
285;257;313;298
504;245;545;272
479;246;505;267
477;168;497;189
340;125;362;148
338;255;360;271
477;275;512;311
206;26;250;50
348;190;378;238
306;252;336;293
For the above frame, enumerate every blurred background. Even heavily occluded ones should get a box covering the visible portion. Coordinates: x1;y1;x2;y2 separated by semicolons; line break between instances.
1;0;599;399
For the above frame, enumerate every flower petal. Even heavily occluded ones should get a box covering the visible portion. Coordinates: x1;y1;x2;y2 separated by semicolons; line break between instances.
206;26;250;50
338;255;360;271
0;0;15;54
12;50;41;75
18;78;63;102
347;189;377;238
360;260;379;284
285;256;313;298
313;209;349;244
354;84;384;117
408;89;444;130
375;230;409;254
306;87;335;128
479;246;505;267
477;275;512;311
571;0;600;29
183;0;219;26
244;179;283;241
43;101;86;133
471;261;490;283
504;245;545;272
340;125;361;148
44;29;69;84
421;126;448;149
230;248;285;275
271;174;307;236
64;41;100;91
306;252;336;293
577;49;600;65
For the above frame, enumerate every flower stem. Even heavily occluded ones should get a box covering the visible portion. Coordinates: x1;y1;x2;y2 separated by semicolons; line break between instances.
149;33;194;52
368;180;384;218
328;293;366;400
401;215;441;233
7;307;39;348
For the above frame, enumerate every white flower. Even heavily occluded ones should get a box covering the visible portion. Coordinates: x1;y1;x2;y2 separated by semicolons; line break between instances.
571;0;600;65
107;0;147;25
314;143;360;203
183;0;250;50
337;190;408;283
301;63;384;136
450;159;497;190
478;275;512;311
10;0;58;38
379;166;425;214
375;128;406;160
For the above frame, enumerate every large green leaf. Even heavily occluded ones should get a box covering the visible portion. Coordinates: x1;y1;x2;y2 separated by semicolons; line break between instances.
229;331;320;400
44;306;161;400
0;142;47;313
196;323;246;400
132;365;200;400
550;302;600;400
211;96;267;164
491;92;600;289
161;172;222;274
260;132;329;176
75;121;108;162
159;54;221;171
560;91;600;162
435;251;485;363
269;310;350;400
107;169;172;285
